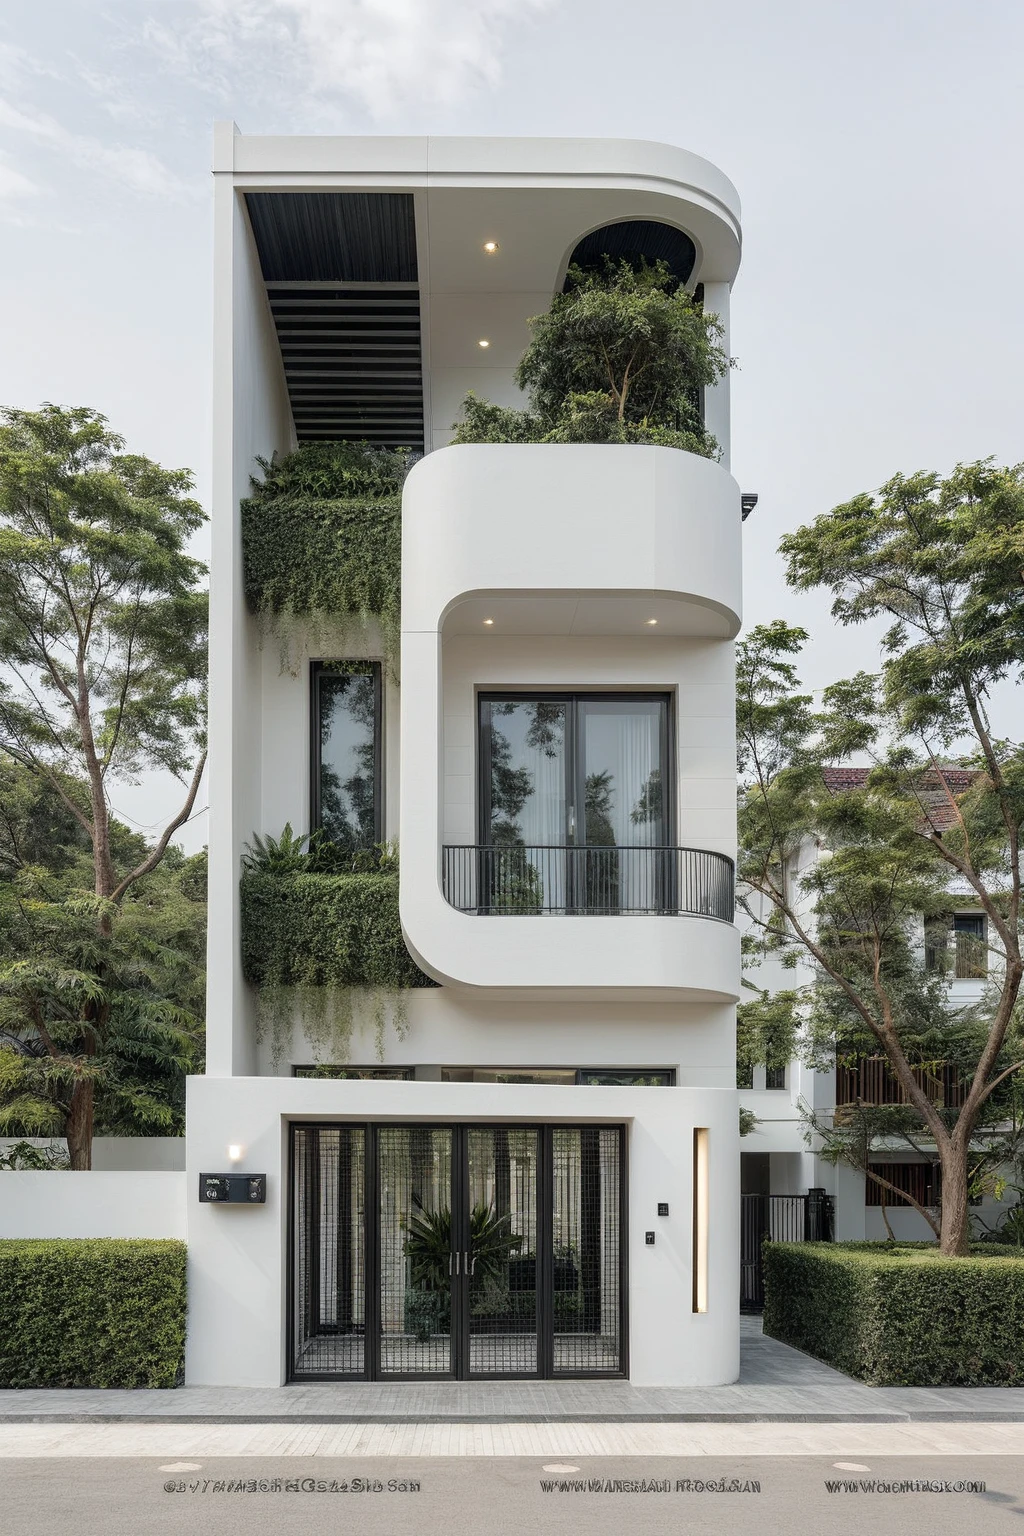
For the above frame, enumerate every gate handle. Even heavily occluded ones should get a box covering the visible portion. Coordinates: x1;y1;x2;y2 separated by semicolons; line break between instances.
466;1250;476;1277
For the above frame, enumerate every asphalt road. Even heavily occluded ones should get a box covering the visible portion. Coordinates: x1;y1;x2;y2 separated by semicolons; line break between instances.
3;1456;1023;1535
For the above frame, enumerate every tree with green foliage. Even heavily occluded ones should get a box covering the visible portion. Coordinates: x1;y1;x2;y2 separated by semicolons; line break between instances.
0;405;207;1166
737;460;1024;1255
0;757;206;1155
452;259;729;456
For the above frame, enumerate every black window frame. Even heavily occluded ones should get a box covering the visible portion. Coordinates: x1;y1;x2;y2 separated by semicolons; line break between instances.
477;691;675;849
292;1065;411;1080
310;660;384;847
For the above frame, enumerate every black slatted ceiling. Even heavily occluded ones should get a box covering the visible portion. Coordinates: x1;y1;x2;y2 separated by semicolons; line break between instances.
245;194;423;449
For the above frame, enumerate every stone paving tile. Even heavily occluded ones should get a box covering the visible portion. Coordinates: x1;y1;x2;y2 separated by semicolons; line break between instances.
2;1322;1024;1423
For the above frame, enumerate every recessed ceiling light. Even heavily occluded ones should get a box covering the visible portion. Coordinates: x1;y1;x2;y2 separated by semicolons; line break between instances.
483;618;494;626
646;618;659;626
478;338;490;348
483;241;499;254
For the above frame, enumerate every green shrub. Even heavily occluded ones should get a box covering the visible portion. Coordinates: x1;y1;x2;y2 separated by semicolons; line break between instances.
240;872;433;990
763;1240;1024;1386
240;442;411;657
0;1239;186;1388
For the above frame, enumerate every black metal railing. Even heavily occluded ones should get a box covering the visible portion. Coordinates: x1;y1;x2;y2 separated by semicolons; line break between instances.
441;845;734;921
740;1190;834;1313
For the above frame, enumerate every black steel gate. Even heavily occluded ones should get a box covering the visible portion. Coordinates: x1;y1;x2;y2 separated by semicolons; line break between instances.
740;1190;834;1313
290;1123;627;1381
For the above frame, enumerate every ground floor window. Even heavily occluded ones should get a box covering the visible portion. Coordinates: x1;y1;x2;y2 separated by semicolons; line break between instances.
290;1122;627;1381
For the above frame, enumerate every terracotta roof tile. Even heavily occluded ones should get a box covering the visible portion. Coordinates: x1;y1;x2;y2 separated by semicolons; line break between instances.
820;766;981;831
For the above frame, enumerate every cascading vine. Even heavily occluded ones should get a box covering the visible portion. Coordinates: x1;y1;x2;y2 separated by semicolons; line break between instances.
240;440;413;674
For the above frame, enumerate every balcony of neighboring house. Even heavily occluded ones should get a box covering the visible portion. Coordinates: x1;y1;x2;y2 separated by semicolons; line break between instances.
833;1055;967;1120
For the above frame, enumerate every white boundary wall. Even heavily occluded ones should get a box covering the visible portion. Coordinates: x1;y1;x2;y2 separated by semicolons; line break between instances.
0;1172;186;1239
185;1075;739;1389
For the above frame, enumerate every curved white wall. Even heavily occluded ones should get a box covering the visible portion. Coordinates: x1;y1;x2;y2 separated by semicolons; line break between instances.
400;444;741;998
402;444;741;638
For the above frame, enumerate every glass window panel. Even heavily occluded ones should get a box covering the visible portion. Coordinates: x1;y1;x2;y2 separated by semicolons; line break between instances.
581;699;665;847
485;700;567;845
316;667;379;848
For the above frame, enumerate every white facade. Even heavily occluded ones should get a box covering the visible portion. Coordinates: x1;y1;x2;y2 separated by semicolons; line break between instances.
189;129;745;1387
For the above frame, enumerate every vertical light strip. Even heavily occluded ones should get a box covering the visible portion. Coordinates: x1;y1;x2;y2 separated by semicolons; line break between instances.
692;1127;709;1313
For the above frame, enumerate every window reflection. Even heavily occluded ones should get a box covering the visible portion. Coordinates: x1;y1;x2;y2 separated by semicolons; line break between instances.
315;665;380;848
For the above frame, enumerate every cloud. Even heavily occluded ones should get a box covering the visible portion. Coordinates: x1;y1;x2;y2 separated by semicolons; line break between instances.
0;156;36;200
170;0;556;119
0;97;195;199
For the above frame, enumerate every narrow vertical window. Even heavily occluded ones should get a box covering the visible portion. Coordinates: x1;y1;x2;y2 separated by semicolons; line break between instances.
312;663;382;849
692;1127;709;1314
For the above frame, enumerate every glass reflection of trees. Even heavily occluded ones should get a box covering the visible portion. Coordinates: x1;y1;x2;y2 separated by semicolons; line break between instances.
484;698;666;914
318;669;378;850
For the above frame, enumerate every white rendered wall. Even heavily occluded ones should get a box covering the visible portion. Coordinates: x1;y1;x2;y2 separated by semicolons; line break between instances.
184;1074;738;1388
208;127;296;1078
0;1172;186;1239
257;989;736;1089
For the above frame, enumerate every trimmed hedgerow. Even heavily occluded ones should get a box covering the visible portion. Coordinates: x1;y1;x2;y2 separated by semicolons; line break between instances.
763;1240;1024;1386
240;442;412;660
239;872;433;991
0;1239;186;1388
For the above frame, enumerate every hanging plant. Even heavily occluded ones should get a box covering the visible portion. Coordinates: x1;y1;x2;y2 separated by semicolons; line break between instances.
240;441;415;672
253;980;410;1071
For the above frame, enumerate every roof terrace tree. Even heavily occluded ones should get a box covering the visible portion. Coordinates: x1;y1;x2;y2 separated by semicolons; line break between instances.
453;259;730;456
0;405;207;1167
738;461;1024;1256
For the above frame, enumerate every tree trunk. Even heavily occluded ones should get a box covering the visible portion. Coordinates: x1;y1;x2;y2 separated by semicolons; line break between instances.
66;1078;94;1171
938;1140;970;1256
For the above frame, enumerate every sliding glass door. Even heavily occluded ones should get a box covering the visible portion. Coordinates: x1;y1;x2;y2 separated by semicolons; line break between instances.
479;694;670;913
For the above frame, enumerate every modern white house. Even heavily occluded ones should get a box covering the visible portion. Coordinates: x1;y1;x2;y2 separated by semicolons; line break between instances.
739;766;1013;1279
174;128;746;1388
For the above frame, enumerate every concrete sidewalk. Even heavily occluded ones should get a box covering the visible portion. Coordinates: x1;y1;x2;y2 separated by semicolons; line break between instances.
2;1321;1023;1424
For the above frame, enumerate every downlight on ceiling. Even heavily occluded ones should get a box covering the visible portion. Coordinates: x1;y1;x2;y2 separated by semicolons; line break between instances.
478;338;490;348
483;618;495;626
646;618;659;626
483;241;499;254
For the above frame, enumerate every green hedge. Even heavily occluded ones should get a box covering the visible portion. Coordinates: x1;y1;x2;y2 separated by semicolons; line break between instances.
763;1240;1024;1386
0;1239;186;1388
240;872;434;989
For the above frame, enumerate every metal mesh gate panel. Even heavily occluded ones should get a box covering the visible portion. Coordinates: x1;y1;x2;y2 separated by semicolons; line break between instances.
289;1122;626;1380
466;1127;539;1376
378;1126;454;1376
551;1127;623;1373
291;1125;366;1377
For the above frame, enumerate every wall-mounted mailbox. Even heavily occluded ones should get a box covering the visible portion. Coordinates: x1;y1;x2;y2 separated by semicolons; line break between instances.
200;1173;266;1204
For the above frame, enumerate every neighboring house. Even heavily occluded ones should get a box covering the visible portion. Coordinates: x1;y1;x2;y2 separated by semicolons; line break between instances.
186;129;746;1387
739;766;1013;1244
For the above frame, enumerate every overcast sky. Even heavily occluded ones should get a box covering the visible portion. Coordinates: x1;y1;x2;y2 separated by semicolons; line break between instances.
0;0;1021;850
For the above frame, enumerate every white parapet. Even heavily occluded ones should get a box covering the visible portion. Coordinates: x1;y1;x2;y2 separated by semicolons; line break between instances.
399;443;741;999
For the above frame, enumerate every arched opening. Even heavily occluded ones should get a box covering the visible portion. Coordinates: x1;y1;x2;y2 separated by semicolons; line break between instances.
563;219;696;290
